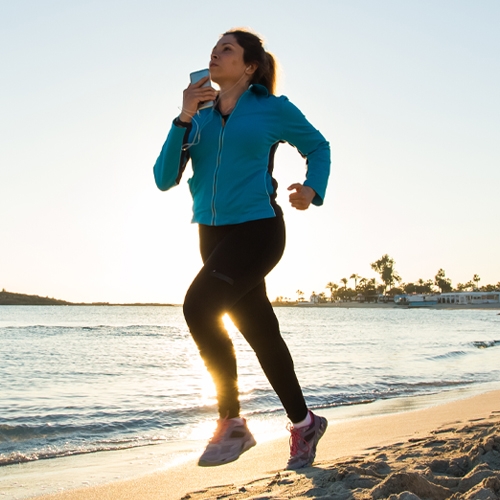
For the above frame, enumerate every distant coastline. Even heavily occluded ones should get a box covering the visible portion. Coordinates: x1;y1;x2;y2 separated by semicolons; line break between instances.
0;290;176;307
1;290;498;310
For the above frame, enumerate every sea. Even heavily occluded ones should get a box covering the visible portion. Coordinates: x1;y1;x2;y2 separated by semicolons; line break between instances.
1;305;500;498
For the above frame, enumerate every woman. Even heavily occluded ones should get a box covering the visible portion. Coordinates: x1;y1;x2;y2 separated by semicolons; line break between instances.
153;29;330;470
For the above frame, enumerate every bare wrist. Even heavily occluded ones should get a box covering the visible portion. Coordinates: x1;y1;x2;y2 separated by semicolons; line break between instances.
179;107;197;123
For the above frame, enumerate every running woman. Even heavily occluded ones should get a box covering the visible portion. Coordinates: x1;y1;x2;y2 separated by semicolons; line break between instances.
153;28;331;470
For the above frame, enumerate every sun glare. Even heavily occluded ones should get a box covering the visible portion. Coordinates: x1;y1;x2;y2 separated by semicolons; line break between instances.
222;313;238;335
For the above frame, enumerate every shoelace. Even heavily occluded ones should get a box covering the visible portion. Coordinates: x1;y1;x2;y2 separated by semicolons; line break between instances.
287;422;310;457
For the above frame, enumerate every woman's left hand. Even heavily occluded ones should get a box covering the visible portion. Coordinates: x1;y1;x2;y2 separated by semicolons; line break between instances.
288;183;316;210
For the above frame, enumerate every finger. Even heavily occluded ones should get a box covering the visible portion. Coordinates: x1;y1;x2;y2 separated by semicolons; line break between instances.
190;76;210;88
192;87;217;100
289;188;307;199
183;87;217;111
288;183;303;192
185;86;215;97
198;88;217;99
290;202;307;211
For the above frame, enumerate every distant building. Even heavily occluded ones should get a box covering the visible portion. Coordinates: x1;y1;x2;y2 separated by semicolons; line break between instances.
437;291;500;305
395;291;500;306
309;293;319;304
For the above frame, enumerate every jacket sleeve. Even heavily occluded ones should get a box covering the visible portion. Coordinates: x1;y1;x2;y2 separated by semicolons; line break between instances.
278;97;331;206
153;120;192;191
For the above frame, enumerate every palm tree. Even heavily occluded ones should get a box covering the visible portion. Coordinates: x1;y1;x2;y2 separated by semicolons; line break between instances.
415;278;433;294
340;278;348;290
326;282;338;302
350;273;361;290
296;290;304;302
371;254;401;293
434;268;452;293
473;274;481;290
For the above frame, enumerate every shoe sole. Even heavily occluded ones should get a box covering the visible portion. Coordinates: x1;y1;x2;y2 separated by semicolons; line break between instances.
198;436;257;467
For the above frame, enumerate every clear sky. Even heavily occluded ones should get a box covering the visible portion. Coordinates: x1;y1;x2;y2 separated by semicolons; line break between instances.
1;0;499;304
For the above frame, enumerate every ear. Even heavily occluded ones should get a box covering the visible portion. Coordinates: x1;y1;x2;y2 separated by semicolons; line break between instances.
245;63;258;75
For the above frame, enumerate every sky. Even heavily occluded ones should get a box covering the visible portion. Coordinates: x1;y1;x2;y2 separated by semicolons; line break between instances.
1;0;499;304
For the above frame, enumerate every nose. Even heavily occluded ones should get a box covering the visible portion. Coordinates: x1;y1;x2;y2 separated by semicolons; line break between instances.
211;51;218;60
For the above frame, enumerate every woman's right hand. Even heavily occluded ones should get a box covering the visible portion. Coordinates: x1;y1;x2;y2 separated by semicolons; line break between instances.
178;77;217;123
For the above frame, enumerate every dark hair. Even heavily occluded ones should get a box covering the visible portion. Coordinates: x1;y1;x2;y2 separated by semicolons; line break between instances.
223;29;276;95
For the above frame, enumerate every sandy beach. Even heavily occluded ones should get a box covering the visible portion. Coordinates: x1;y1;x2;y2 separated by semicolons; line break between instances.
28;389;500;500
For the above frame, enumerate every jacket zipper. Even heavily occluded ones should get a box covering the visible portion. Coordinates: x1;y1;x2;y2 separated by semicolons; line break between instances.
211;126;225;225
210;94;244;225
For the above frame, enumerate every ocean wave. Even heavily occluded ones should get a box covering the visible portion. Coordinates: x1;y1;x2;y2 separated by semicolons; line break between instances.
0;376;487;468
427;350;468;360
472;340;500;349
0;402;222;458
243;379;477;417
0;439;160;466
0;405;213;466
0;324;187;337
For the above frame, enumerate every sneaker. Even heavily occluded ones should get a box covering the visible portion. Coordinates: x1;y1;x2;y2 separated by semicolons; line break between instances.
198;417;256;466
286;410;328;470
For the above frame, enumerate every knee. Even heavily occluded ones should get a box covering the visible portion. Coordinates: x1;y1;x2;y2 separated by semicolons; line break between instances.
183;278;223;333
183;271;233;328
183;285;234;358
183;284;203;330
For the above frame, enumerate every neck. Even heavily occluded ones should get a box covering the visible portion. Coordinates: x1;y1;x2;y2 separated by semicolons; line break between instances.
217;77;251;115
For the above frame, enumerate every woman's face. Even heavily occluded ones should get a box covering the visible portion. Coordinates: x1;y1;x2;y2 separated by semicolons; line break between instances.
209;34;249;86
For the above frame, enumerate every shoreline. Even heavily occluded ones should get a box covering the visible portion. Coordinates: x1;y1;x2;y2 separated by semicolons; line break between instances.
40;388;500;500
278;302;500;310
3;383;499;500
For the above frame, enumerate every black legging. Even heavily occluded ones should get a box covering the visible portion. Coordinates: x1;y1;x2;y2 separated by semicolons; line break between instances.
183;214;308;423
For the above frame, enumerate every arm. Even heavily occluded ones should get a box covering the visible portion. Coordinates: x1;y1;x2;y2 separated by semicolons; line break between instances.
153;77;217;191
153;121;192;191
279;97;331;207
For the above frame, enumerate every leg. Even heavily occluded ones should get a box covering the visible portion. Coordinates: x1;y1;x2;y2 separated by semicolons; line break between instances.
229;282;308;423
230;280;328;471
183;216;286;418
183;268;240;418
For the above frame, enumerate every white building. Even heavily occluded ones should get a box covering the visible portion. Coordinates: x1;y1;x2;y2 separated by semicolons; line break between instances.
437;291;500;305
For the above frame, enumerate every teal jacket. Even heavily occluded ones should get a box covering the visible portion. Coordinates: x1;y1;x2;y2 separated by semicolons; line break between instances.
153;84;330;226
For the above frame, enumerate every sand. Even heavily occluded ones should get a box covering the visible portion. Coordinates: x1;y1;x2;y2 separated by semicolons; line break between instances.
29;389;500;500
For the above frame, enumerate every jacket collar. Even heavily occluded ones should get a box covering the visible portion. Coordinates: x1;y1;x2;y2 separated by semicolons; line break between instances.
249;84;269;96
